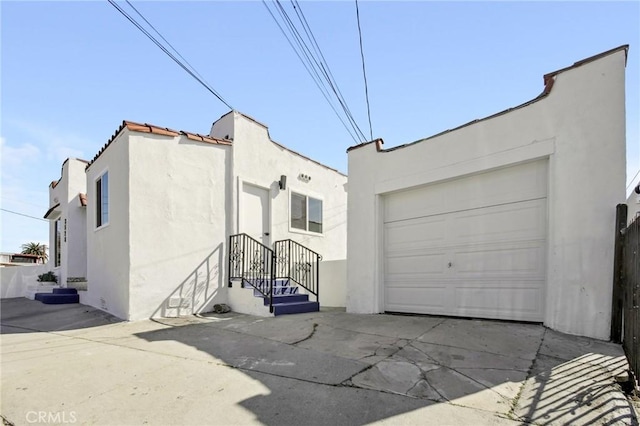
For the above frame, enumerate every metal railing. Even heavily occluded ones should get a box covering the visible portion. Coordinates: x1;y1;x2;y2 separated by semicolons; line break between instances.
273;239;322;300
228;234;322;313
228;233;275;312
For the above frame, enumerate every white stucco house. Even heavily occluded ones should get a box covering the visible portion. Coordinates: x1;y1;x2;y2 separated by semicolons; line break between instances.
45;111;347;320
44;158;89;287
346;45;629;340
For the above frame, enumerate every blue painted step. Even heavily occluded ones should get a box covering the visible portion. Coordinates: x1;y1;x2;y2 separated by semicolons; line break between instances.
35;288;79;304
53;288;78;295
273;301;319;316
264;294;309;305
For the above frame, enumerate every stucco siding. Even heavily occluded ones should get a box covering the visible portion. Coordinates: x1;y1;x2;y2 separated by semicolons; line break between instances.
347;48;627;339
224;112;348;262
127;133;230;320
86;133;131;320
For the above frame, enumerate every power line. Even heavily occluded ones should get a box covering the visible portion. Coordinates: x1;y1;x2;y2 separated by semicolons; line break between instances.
355;0;373;141
292;0;367;142
262;0;367;143
0;208;48;222
107;0;233;110
627;168;640;190
262;1;360;144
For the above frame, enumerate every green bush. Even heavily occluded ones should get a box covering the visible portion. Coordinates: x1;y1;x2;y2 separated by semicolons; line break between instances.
37;271;58;283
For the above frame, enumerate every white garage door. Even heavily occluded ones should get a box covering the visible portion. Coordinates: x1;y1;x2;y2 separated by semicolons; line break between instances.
384;160;547;322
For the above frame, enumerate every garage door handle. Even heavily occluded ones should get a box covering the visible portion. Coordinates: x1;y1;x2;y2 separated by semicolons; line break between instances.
448;262;452;268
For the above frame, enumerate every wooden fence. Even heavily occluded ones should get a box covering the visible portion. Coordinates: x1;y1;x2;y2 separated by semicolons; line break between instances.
612;203;640;388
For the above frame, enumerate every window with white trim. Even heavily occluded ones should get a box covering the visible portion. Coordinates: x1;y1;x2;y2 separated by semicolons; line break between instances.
291;192;323;234
96;171;109;228
54;219;61;267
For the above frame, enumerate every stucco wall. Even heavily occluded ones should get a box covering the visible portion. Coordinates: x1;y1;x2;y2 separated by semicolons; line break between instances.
127;133;230;320
65;160;87;280
211;112;348;262
85;134;131;320
47;159;87;287
0;264;49;299
347;49;627;340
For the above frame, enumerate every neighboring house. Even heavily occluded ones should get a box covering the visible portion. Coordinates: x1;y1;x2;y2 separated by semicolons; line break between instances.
44;158;89;286
0;253;45;267
46;111;347;321
627;183;640;224
346;45;628;341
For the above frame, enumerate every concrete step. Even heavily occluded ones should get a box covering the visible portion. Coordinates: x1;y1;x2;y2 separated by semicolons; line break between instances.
35;293;79;304
53;288;78;295
254;286;299;297
264;294;309;305
273;301;319;316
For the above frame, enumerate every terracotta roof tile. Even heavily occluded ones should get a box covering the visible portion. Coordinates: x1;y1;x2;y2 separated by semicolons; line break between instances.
79;193;87;207
50;180;59;188
86;120;233;170
347;45;629;154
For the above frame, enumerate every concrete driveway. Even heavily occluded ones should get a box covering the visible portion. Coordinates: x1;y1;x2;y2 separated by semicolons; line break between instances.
1;298;637;425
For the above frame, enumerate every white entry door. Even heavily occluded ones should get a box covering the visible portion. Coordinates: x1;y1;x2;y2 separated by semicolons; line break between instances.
383;160;548;322
240;182;270;246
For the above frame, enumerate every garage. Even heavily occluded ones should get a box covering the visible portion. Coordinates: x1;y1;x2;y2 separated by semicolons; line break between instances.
383;160;548;322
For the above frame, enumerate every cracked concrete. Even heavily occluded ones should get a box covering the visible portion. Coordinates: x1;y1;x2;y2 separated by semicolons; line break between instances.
1;299;638;425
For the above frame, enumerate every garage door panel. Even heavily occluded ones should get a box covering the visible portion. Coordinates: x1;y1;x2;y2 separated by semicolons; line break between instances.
385;285;448;313
385;217;446;252
385;160;548;223
454;282;544;321
454;243;545;276
386;253;447;275
383;160;548;322
451;200;546;245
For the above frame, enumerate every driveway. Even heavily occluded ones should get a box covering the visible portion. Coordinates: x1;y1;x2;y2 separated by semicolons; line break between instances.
1;298;637;425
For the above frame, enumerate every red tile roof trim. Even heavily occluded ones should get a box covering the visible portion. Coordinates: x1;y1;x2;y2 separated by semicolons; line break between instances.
79;193;87;207
347;45;629;154
86;120;232;170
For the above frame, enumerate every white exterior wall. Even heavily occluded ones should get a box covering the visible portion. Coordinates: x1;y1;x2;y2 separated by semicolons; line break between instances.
47;158;87;286
85;134;131;320
211;112;348;261
127;133;230;320
347;49;627;340
66;160;87;280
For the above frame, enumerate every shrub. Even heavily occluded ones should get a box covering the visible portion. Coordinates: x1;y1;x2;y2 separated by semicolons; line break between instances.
37;271;58;283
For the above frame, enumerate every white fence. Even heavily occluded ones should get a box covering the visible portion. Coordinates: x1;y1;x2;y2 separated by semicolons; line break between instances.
1;264;51;299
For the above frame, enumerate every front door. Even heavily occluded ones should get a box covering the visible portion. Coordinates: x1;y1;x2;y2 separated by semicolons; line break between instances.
240;182;270;246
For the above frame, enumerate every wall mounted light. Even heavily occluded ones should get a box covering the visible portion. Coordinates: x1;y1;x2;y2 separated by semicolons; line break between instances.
279;175;287;190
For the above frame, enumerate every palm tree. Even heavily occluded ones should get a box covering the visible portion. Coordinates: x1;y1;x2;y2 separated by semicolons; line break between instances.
21;242;48;262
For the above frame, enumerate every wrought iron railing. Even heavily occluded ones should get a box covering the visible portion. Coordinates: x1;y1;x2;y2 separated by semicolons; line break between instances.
273;239;322;300
228;233;275;312
228;234;322;313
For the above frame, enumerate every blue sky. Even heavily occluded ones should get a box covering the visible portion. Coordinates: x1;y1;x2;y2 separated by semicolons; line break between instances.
1;1;639;254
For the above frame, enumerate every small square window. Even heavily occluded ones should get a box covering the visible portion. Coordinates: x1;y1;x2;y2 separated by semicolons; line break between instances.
291;192;323;234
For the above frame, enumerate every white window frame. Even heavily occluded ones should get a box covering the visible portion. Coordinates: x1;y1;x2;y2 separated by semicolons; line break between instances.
95;169;109;230
289;190;324;235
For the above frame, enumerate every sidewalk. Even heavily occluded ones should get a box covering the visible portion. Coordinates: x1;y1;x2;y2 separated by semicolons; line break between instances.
1;298;637;425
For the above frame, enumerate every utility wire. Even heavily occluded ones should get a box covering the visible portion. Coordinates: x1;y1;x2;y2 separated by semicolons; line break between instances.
107;0;233;110
124;0;210;87
263;0;367;143
355;0;373;141
261;1;360;144
292;0;367;142
627;168;640;190
1;208;49;222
